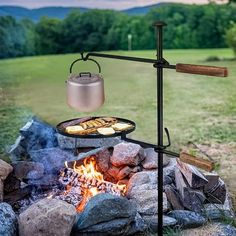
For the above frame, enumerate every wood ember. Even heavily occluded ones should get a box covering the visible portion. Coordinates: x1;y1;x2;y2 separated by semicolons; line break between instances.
56;166;126;208
4;186;33;205
55;187;83;207
117;166;132;180
4;173;21;194
107;166;120;179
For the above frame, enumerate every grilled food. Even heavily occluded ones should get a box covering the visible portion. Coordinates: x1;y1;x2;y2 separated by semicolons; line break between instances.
79;117;117;130
64;117;133;136
97;127;115;135
66;125;84;134
76;128;97;135
112;123;133;131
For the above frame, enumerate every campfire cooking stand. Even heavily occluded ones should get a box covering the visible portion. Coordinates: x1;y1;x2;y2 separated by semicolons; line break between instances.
67;22;228;235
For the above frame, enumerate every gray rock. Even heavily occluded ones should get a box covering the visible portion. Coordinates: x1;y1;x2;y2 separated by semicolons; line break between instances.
142;148;170;169
142;214;177;232
205;178;226;204
76;218;132;236
28;174;58;187
163;158;177;180
127;169;170;190
9;117;58;161
96;148;111;173
126;213;147;235
0;159;13;180
7;136;25;162
13;161;44;180
168;210;207;229
127;171;169;215
182;223;236;236
128;189;168;215
19;198;76;236
218;223;236;236
0;202;18;236
57;133;121;149
0;160;13;201
165;185;184;210
75;147;106;164
127;171;157;195
110;142;145;167
29;147;75;173
74;193;137;230
203;203;234;220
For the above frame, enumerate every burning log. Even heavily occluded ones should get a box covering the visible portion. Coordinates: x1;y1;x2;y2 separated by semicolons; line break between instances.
59;167;126;197
55;157;127;210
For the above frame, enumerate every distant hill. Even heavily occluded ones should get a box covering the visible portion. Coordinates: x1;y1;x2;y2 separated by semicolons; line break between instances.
122;3;165;15
0;4;165;21
0;6;88;21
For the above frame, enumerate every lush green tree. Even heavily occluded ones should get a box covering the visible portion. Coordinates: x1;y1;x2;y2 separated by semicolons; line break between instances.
35;17;62;54
1;3;236;58
61;10;120;53
225;22;236;57
20;19;36;56
0;16;26;58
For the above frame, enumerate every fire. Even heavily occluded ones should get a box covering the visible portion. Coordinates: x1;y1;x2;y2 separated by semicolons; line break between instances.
58;156;127;212
73;157;104;182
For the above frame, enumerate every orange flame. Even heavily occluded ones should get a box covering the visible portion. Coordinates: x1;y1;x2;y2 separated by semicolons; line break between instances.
73;157;104;181
64;156;126;212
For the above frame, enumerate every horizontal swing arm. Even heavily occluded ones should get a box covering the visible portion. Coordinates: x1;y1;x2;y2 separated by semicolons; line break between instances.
81;52;228;78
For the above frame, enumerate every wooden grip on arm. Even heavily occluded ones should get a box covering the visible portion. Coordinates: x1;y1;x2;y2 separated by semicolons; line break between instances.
176;63;228;77
180;152;215;172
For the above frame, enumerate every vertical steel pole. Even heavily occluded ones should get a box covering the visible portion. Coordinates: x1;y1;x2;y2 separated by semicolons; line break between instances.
154;21;166;236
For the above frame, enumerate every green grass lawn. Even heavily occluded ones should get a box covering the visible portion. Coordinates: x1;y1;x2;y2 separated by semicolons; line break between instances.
0;48;235;154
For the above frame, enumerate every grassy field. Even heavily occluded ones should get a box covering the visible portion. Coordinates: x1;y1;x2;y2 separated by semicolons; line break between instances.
0;49;236;206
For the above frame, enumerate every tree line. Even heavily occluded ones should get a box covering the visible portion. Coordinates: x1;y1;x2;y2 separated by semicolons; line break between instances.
0;3;236;59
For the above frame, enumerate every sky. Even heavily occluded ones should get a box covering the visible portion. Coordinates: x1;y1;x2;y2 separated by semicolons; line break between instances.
0;0;212;10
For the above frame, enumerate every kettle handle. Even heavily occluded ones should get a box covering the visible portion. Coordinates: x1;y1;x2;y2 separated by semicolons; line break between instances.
69;58;101;74
79;72;91;77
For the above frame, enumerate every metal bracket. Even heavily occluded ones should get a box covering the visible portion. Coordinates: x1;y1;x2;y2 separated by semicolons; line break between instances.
154;127;171;151
153;58;170;68
163;127;171;148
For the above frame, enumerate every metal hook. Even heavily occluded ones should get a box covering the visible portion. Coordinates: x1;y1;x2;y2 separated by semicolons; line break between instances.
80;52;86;61
69;53;102;74
163;127;171;148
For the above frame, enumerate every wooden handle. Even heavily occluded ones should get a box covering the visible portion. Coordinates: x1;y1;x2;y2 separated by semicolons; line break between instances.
176;63;228;77
180;152;215;172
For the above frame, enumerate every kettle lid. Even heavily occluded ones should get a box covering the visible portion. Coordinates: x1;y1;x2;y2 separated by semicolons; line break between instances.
69;72;103;85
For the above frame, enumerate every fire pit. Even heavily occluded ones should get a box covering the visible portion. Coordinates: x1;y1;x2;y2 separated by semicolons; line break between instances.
2;117;235;236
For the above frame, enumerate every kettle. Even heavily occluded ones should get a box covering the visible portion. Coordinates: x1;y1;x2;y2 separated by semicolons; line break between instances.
66;58;105;112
